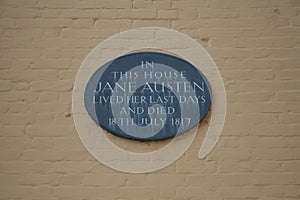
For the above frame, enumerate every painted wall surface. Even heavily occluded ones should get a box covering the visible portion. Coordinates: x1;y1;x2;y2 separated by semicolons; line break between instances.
0;0;299;199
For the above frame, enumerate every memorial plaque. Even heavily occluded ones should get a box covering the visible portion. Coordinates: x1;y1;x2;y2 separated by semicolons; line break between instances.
84;52;212;141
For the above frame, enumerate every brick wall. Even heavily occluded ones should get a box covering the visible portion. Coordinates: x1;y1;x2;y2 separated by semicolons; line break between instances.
0;0;299;199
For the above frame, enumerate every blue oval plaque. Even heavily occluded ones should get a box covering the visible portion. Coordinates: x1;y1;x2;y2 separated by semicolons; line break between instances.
84;52;212;141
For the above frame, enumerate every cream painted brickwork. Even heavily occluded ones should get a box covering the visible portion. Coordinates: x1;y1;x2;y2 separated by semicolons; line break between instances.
0;0;300;199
